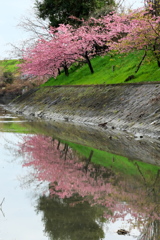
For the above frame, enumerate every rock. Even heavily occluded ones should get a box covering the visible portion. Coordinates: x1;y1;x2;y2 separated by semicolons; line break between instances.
64;117;69;122
98;122;107;127
117;229;129;235
134;133;143;140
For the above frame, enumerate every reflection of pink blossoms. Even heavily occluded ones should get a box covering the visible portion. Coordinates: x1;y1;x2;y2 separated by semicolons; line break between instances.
19;135;115;203
19;135;160;226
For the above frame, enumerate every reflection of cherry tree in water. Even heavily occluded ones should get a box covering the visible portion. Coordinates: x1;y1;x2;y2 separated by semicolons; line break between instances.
19;135;116;204
138;220;160;240
36;194;105;240
116;162;160;240
134;164;160;240
19;135;160;237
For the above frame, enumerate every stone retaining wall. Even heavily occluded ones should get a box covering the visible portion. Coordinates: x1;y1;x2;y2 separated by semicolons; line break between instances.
7;83;160;140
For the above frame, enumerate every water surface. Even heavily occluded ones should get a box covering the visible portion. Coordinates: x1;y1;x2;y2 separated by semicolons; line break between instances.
0;105;160;240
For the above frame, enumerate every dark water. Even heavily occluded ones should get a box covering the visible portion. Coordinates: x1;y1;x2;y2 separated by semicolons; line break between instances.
0;105;160;240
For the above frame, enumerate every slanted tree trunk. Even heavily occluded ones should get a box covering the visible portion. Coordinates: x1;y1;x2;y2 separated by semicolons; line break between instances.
84;52;94;74
135;50;147;73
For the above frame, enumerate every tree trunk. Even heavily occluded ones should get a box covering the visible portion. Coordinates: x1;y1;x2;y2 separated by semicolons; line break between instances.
84;52;94;74
153;42;160;67
135;50;147;73
58;68;61;75
63;65;69;76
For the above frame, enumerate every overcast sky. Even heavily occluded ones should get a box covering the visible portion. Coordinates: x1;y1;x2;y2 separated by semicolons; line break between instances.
0;0;144;60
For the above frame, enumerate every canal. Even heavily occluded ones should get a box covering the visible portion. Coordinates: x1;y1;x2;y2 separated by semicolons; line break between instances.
0;105;160;240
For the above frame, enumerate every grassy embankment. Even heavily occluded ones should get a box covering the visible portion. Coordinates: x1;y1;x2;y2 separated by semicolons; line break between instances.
0;59;44;93
42;51;160;86
1;51;159;87
0;59;22;91
0;59;20;76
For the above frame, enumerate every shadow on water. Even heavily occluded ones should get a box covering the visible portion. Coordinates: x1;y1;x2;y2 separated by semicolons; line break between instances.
1;105;160;240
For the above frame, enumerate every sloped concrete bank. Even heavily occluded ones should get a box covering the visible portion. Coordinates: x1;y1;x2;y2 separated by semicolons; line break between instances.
0;89;22;104
7;83;160;140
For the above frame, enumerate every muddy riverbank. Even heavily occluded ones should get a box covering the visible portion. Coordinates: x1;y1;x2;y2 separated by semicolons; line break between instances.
6;83;160;140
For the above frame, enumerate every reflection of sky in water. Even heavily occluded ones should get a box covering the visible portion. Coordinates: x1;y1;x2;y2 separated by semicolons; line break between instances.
0;133;48;240
0;116;18;118
103;217;140;239
0;120;28;123
0;132;141;240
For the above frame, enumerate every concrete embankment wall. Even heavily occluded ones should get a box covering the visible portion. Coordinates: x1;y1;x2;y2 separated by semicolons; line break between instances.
0;90;21;104
8;83;160;140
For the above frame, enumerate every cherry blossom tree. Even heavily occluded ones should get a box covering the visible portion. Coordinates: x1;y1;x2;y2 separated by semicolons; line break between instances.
19;13;131;77
19;24;75;77
18;8;160;79
145;0;160;16
111;9;160;70
19;23;107;76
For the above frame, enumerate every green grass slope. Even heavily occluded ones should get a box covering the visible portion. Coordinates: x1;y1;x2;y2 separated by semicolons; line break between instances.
42;51;160;86
0;59;20;77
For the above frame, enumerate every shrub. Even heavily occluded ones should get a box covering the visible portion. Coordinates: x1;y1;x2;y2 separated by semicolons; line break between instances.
3;71;14;84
